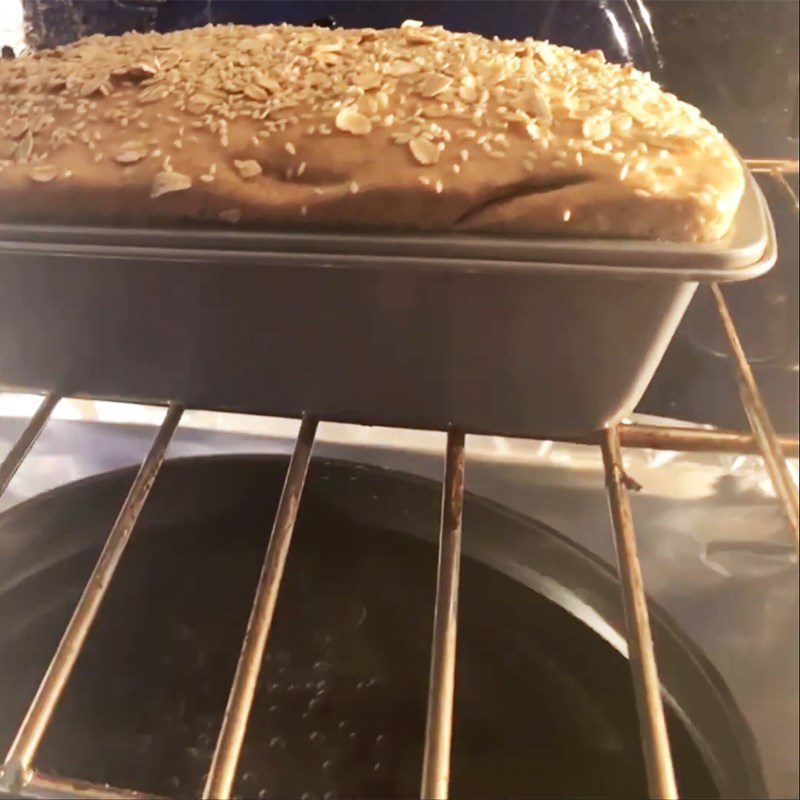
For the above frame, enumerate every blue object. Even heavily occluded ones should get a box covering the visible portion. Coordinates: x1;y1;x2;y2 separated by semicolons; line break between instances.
153;0;662;75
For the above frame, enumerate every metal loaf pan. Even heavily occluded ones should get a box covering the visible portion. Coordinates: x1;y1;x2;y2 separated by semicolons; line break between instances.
0;173;776;437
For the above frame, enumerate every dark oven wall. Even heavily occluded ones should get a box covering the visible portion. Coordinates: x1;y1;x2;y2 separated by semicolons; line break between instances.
640;2;798;435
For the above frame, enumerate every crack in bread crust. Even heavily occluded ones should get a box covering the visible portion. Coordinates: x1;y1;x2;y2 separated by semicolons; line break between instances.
454;175;590;227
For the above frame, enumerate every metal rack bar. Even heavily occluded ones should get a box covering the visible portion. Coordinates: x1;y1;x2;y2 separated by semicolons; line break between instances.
420;429;466;800
744;158;799;173
21;769;162;800
601;426;678;800
710;283;799;545
594;422;799;456
743;157;798;209
0;394;792;799
0;393;60;499
0;404;183;793
202;415;318;800
772;171;799;211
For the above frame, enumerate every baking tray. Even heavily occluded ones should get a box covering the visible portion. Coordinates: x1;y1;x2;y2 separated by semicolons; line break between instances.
0;174;777;437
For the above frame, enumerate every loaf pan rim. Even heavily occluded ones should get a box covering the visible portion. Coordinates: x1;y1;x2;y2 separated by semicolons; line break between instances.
0;174;775;283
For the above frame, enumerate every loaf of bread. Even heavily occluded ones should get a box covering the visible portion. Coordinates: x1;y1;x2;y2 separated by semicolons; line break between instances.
0;22;744;241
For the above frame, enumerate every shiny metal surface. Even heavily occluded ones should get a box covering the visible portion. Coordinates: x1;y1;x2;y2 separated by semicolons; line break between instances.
22;769;161;800
611;422;799;456
602;427;678;799
710;283;799;545
0;173;773;276
0;393;59;499
0;405;183;794
203;416;317;800
745;159;800;174
0;410;796;798
772;172;799;211
420;430;465;800
745;158;800;217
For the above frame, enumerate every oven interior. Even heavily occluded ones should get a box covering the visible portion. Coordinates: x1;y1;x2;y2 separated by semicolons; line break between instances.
0;2;797;798
0;455;765;800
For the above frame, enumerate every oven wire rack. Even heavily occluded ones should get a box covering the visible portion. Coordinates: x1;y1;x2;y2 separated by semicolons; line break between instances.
0;159;797;800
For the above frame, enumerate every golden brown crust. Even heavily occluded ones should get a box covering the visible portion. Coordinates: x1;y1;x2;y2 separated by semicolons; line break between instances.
0;22;744;241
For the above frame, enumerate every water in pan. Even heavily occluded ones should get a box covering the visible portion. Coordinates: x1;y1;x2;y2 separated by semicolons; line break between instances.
0;457;718;799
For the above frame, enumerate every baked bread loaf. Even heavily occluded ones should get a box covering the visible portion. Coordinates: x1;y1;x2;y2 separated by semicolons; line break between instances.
0;22;744;241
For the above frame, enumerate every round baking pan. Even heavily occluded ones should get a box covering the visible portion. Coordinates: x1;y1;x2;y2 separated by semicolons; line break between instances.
0;456;764;798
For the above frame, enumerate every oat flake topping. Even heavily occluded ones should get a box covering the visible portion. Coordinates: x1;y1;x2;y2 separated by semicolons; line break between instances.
0;22;743;240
